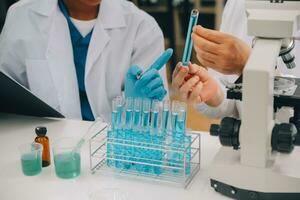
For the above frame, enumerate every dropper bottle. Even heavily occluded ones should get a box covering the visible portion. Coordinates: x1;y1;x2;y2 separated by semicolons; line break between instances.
35;127;51;167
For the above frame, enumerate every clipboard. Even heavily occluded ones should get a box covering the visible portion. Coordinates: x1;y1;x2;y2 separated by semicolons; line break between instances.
0;71;64;118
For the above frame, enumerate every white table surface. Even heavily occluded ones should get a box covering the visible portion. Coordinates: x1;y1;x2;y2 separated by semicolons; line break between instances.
0;114;230;200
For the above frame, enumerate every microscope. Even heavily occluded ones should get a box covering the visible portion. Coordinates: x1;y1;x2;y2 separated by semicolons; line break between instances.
209;0;300;199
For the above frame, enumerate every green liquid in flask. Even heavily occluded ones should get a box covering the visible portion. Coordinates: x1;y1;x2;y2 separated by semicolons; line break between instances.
21;153;42;176
54;152;81;179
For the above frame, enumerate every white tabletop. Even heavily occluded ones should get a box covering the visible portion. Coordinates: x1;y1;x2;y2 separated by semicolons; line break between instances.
0;114;230;200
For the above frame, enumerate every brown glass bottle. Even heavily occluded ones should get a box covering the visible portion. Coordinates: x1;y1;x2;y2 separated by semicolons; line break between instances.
35;127;51;167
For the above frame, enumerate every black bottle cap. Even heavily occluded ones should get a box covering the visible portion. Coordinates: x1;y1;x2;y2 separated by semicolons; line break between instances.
35;127;47;137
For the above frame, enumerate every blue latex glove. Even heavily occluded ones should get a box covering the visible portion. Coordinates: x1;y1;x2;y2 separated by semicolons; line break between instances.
125;49;173;100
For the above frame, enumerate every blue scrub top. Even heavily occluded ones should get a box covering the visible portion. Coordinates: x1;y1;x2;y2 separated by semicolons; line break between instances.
58;0;95;121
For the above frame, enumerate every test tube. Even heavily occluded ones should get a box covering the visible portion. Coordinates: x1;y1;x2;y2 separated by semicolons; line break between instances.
125;98;134;130
176;103;187;133
161;100;170;132
124;98;134;169
150;100;160;134
133;98;142;131
182;9;199;67
112;97;119;130
116;96;124;128
171;101;180;132
142;99;151;131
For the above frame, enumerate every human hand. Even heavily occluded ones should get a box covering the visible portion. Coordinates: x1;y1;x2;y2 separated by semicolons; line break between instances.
172;62;224;107
192;25;251;75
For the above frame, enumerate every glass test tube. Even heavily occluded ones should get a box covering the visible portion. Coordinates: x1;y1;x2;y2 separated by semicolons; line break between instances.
171;101;180;132
176;103;187;133
182;9;199;66
125;98;134;129
150;100;160;133
115;96;124;128
161;100;170;132
112;97;119;130
142;99;151;131
133;98;142;131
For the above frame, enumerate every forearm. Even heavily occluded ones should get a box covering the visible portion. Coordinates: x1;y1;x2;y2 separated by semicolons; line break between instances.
195;98;239;119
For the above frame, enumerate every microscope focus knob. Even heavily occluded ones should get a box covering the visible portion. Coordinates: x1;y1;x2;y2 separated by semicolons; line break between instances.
210;117;241;150
272;123;297;153
210;124;220;136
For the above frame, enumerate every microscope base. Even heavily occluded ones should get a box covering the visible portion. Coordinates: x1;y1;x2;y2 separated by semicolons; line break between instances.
209;147;300;200
211;179;300;200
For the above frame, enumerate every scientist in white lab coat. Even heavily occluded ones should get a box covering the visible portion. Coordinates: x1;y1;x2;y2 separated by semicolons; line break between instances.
172;0;300;122
0;0;169;122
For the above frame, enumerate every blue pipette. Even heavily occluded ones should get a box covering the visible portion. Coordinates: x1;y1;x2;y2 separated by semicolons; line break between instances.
136;48;173;79
182;9;199;67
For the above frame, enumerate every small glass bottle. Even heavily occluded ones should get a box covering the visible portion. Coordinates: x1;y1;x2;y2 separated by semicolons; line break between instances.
35;127;51;167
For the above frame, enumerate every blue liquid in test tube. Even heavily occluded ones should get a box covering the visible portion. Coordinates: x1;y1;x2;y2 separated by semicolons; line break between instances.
125;98;133;129
111;97;120;130
152;112;159;129
132;98;142;171
142;99;151;131
111;111;118;130
151;100;163;175
113;96;125;169
182;9;199;67
125;111;132;127
151;100;160;132
171;101;180;132
161;101;170;133
142;112;150;128
124;98;134;169
116;105;123;127
140;99;151;172
133;98;142;132
176;103;187;133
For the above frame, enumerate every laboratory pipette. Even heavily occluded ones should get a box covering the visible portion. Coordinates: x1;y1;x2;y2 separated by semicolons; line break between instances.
73;117;106;153
136;48;173;80
182;9;199;67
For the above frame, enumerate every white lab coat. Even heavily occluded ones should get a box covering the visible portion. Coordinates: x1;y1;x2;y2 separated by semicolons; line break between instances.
196;0;300;122
0;0;168;122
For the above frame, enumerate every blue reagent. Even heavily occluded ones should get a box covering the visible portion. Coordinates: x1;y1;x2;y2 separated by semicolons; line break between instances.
182;9;199;67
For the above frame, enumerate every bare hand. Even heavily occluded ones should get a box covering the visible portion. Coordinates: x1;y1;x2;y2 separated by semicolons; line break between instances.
172;62;224;107
192;25;251;75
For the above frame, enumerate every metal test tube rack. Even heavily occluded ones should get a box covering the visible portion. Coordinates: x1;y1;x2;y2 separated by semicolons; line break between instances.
89;125;201;188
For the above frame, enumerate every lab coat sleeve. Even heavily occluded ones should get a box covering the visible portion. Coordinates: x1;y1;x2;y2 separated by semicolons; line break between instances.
0;5;28;87
194;69;240;119
130;14;169;98
195;97;239;119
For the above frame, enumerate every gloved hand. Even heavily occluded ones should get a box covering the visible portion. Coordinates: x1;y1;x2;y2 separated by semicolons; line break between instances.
125;65;167;101
125;48;173;101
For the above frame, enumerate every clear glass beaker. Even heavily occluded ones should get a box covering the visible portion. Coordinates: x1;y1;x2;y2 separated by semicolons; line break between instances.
52;138;81;179
18;142;43;176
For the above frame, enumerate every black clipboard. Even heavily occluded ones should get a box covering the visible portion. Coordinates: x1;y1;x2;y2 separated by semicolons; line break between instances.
0;71;64;118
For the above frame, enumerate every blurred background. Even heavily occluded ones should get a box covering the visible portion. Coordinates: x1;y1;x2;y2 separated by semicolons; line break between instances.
0;0;224;131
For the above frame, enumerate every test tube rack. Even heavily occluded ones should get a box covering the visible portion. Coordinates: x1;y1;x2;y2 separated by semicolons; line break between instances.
89;125;200;188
